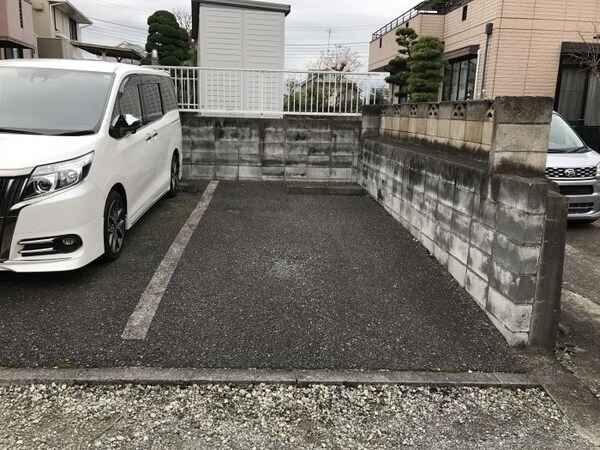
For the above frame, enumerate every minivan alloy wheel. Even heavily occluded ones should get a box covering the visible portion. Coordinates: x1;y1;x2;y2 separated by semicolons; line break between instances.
167;153;180;198
171;158;179;192
107;198;125;254
100;189;126;262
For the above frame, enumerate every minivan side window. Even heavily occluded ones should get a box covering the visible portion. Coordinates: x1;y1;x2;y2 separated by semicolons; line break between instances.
112;77;142;125
160;78;178;112
140;82;163;124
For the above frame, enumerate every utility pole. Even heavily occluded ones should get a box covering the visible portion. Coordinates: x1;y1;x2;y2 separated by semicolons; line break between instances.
327;29;332;57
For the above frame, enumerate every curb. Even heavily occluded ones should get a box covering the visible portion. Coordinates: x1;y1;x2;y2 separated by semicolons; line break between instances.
286;183;366;196
0;368;539;388
520;352;600;447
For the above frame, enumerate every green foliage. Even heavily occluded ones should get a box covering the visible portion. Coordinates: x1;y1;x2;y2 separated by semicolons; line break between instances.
386;28;445;103
385;28;418;102
373;87;390;105
407;36;445;103
143;10;190;66
284;77;364;113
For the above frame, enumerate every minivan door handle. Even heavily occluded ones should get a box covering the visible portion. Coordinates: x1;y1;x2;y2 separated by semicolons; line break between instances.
145;133;153;142
151;130;158;138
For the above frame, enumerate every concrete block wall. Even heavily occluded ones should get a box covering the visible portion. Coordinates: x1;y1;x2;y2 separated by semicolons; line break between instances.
359;139;567;348
380;101;495;155
489;97;554;176
379;97;555;178
181;115;361;182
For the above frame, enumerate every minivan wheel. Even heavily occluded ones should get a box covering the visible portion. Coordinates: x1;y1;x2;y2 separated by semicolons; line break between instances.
167;153;180;198
100;190;126;262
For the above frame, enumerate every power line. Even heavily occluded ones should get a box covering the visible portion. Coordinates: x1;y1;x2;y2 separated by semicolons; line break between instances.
84;29;145;45
287;24;381;30
75;0;150;13
89;17;148;31
87;24;147;39
86;22;146;35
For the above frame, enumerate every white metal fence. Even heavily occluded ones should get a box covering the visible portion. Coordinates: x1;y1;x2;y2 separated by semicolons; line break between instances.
156;66;388;117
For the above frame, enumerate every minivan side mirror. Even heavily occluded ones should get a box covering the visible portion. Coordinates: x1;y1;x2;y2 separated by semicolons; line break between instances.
110;114;142;139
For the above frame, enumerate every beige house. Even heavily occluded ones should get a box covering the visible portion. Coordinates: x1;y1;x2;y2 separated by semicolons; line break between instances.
32;0;91;59
0;0;37;59
369;0;600;128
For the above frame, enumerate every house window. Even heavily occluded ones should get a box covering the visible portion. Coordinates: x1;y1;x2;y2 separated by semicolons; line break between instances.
555;62;600;127
69;18;78;41
443;56;478;101
18;0;24;28
462;5;468;21
3;48;24;59
379;38;383;48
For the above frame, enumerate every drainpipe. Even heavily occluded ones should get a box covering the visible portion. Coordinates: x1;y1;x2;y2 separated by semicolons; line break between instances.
49;3;57;37
480;22;494;99
473;49;482;99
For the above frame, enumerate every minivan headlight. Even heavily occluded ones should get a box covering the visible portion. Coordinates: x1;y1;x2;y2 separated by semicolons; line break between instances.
22;152;94;201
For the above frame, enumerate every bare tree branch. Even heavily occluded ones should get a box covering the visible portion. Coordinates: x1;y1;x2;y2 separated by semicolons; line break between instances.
310;46;362;72
569;23;600;79
172;8;193;37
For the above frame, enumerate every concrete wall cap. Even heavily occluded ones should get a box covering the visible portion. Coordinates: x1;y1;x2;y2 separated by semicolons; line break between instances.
494;97;554;125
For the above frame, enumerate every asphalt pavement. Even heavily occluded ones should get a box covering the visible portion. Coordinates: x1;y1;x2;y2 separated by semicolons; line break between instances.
559;220;600;399
564;221;600;306
0;181;518;372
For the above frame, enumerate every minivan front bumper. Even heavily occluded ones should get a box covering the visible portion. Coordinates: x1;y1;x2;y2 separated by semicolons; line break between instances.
551;177;600;221
0;179;105;272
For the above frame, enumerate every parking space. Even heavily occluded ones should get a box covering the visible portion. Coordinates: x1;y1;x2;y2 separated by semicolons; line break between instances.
0;182;519;372
564;221;600;306
558;221;600;396
0;182;208;368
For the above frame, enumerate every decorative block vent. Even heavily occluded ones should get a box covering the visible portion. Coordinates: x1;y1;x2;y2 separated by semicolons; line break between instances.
485;101;495;120
428;104;439;118
452;103;466;119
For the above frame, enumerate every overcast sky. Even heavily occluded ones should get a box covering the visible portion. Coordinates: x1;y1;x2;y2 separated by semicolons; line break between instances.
73;0;421;70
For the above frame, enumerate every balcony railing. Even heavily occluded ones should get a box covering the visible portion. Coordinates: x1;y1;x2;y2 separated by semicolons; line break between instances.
156;67;388;117
371;0;446;42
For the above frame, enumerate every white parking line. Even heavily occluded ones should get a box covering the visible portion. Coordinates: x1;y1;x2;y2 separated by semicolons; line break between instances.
122;181;219;340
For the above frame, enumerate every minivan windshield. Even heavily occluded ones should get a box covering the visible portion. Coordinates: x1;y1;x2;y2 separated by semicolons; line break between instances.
549;113;587;153
0;67;114;136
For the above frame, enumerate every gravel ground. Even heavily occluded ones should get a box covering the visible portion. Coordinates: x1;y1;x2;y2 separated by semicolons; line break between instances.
0;384;592;449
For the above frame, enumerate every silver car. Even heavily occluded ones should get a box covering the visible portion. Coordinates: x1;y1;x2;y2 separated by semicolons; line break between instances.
546;113;600;223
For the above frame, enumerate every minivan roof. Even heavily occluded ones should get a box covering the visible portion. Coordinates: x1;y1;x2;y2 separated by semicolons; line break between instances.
0;59;168;78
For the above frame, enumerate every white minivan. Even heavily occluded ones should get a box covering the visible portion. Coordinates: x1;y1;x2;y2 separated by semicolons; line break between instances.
0;60;182;272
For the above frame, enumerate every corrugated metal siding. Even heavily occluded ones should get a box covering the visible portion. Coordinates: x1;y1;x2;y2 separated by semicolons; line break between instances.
199;6;244;68
198;5;285;114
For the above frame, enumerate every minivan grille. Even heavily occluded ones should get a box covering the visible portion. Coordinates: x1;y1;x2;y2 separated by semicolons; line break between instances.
546;167;597;178
0;177;28;217
559;185;594;196
568;203;595;214
0;176;28;261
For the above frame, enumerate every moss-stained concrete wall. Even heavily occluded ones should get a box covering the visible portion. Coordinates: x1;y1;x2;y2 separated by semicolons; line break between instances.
360;97;568;348
181;115;361;182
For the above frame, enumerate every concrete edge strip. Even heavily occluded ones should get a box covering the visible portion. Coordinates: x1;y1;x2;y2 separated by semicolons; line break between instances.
0;368;539;388
121;181;219;340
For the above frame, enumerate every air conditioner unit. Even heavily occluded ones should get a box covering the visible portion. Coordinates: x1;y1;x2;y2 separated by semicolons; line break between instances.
32;1;45;11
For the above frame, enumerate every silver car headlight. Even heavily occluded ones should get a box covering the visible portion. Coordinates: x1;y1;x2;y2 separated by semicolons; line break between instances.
597;163;600;177
22;152;94;201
